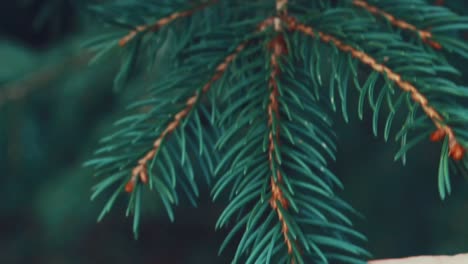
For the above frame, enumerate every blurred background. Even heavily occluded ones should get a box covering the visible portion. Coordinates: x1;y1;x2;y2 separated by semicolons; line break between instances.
0;0;467;263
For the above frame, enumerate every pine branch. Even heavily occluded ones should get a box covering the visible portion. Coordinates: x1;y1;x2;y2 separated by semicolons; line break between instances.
125;40;247;193
86;0;468;262
285;16;466;161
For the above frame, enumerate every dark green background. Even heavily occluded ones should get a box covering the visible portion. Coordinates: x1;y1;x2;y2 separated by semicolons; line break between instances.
0;1;467;263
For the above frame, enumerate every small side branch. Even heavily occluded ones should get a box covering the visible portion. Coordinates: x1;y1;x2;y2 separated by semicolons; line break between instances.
125;41;247;193
353;0;442;49
286;17;465;161
267;33;295;256
119;0;218;47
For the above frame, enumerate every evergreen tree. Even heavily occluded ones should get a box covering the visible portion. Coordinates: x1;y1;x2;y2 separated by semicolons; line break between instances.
3;0;467;263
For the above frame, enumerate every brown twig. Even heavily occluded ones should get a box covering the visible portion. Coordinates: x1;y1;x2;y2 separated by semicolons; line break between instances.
286;17;465;161
267;34;294;255
125;41;247;193
118;0;218;47
267;0;296;258
353;0;442;49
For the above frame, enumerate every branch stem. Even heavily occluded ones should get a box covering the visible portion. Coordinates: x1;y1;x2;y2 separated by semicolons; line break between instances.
267;33;295;256
118;0;218;47
125;41;247;193
353;0;441;49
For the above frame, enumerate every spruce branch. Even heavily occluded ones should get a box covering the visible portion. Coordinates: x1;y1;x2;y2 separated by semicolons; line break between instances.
353;0;442;49
125;41;247;193
285;16;466;161
118;0;218;47
85;0;468;262
213;8;369;262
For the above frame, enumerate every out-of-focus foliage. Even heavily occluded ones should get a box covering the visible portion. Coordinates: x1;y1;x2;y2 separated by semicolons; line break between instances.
0;0;467;263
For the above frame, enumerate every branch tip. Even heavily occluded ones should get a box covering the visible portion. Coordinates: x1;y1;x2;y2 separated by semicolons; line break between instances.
449;143;465;161
430;129;446;142
125;179;136;193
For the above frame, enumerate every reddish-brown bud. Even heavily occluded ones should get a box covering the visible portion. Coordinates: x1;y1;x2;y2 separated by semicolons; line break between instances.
449;144;466;161
125;180;135;193
428;40;442;50
430;129;446;142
